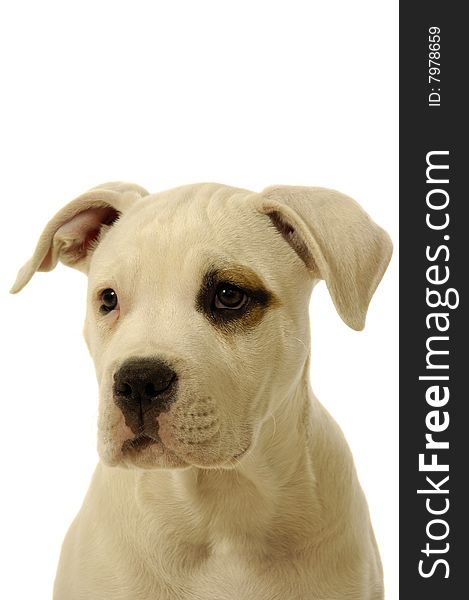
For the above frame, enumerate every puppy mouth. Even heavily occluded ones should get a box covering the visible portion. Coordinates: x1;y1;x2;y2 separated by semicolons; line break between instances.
121;432;159;453
119;430;250;470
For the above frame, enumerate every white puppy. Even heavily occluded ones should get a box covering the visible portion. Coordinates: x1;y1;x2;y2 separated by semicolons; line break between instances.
12;182;392;600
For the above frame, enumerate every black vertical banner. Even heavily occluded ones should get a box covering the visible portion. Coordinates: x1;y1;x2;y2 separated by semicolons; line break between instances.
400;3;467;597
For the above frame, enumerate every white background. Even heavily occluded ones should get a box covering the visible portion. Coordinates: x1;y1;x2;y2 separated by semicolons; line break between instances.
0;1;398;598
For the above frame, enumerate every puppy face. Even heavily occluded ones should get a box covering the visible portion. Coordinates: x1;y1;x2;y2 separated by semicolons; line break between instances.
12;181;392;470
85;185;312;469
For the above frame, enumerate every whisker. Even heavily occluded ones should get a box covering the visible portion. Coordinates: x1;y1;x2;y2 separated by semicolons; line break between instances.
292;336;308;352
269;412;277;445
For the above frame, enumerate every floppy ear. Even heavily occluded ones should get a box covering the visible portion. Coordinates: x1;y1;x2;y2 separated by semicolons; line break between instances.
257;185;392;331
10;181;149;293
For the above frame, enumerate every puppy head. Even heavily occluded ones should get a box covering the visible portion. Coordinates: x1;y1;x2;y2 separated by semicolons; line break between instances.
12;182;392;470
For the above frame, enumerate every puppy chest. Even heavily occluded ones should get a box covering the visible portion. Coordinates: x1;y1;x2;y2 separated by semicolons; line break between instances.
187;553;281;600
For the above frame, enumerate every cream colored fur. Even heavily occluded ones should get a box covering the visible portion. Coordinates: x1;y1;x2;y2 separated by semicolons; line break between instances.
12;182;392;600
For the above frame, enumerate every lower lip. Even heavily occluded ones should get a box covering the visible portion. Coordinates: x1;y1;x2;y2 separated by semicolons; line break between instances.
122;434;158;452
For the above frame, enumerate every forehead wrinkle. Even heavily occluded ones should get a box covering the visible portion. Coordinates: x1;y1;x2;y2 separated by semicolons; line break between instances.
123;182;242;229
105;183;256;261
89;184;263;296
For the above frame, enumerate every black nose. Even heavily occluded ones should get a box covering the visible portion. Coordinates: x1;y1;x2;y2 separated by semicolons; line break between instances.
113;358;178;416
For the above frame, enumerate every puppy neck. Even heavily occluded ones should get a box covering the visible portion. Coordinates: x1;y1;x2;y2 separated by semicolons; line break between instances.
163;371;327;555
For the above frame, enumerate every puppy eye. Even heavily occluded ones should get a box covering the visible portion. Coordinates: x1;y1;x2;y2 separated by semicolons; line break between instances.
99;288;119;314
214;284;248;310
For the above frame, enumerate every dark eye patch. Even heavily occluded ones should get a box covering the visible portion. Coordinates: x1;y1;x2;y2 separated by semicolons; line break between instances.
195;265;277;333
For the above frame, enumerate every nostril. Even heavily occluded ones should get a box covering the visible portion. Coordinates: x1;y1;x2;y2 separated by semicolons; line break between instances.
144;382;157;398
143;375;176;398
116;382;133;397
